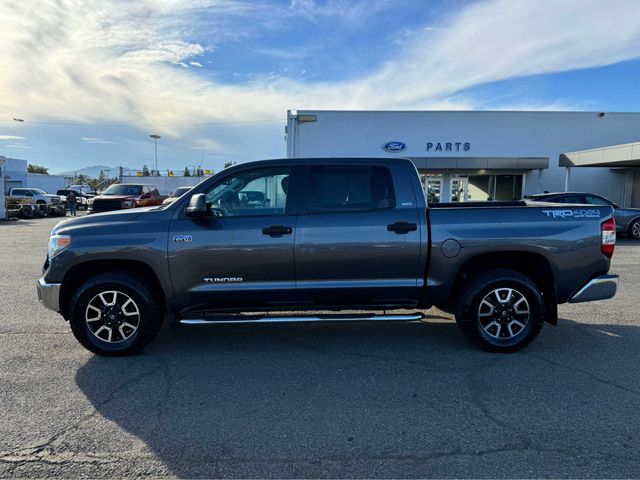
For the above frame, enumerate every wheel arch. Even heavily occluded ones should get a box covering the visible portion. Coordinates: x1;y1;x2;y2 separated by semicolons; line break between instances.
60;259;166;320
449;251;558;325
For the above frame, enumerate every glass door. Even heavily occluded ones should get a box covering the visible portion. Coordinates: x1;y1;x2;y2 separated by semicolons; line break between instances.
451;176;468;202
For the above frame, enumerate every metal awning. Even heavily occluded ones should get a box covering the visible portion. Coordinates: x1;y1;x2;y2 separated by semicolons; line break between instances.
408;156;548;170
560;141;640;167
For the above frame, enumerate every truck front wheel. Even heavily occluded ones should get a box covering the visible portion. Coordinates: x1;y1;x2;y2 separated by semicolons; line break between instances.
68;273;163;356
455;268;545;352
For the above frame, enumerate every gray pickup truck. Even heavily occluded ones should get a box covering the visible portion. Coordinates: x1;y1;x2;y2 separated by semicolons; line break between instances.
37;158;619;355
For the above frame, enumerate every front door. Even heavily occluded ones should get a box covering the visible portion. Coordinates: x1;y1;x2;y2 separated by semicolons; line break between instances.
168;165;299;315
294;161;423;307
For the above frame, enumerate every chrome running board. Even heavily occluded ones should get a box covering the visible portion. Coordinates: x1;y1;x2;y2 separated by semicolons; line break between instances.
180;313;424;325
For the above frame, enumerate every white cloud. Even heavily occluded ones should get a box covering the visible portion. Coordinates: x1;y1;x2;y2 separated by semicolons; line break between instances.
0;135;26;141
5;143;31;148
189;61;203;68
0;0;639;143
81;137;117;144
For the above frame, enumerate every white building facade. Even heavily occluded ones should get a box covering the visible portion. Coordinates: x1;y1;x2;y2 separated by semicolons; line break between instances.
0;156;66;193
285;110;640;206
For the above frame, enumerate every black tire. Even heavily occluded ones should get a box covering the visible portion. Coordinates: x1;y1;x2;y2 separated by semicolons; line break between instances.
629;218;640;240
455;268;545;352
19;206;34;219
68;272;163;356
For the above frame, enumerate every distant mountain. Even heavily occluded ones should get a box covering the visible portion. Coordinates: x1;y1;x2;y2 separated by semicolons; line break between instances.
55;165;130;179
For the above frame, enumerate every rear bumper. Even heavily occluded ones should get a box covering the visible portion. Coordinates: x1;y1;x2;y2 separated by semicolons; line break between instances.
37;278;61;312
569;274;619;303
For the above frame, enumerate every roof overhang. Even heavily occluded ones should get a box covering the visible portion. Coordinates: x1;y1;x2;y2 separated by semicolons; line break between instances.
409;156;548;170
560;141;640;167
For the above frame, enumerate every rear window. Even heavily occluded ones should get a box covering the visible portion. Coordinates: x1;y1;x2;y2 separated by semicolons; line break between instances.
305;165;395;213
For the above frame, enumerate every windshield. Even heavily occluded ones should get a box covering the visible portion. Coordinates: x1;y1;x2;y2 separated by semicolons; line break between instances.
102;184;143;196
30;189;46;195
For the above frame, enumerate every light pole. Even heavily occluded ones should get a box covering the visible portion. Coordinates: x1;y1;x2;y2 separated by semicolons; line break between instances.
149;134;161;175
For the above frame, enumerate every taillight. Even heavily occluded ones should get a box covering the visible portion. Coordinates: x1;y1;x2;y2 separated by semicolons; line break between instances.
601;218;616;258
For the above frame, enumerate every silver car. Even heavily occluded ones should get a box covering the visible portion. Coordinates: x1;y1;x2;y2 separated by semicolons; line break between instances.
525;192;640;239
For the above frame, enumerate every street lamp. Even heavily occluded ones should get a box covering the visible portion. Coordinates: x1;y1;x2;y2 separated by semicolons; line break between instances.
149;134;161;175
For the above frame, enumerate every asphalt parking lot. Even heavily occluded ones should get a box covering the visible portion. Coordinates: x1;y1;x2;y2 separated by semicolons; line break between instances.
1;215;639;478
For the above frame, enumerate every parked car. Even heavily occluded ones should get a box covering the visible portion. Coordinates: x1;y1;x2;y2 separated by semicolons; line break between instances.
8;187;64;206
66;185;97;196
57;189;94;210
162;186;193;205
87;183;166;213
525;192;640;240
7;188;66;217
38;158;618;356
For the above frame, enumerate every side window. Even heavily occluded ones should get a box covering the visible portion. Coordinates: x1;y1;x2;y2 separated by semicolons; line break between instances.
304;165;395;213
554;195;585;204
205;167;290;217
584;195;611;206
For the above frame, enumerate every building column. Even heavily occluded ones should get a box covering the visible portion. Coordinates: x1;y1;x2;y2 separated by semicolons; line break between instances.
0;160;5;220
537;169;543;193
440;174;452;202
564;167;571;192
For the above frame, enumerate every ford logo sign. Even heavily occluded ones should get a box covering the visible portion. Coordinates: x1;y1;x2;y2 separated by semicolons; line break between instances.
382;141;406;152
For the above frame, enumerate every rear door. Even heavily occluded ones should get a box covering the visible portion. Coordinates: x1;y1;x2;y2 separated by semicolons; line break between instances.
168;164;301;314
294;161;423;307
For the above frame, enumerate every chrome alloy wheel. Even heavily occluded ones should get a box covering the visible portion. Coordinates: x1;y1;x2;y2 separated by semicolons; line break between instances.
477;288;530;340
632;221;640;240
85;291;140;343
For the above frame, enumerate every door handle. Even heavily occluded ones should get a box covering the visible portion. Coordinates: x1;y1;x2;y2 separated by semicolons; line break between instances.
262;225;293;236
387;221;417;234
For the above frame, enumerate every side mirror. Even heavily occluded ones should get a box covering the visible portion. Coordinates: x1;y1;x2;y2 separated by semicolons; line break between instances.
186;193;211;218
140;193;150;199
613;203;620;209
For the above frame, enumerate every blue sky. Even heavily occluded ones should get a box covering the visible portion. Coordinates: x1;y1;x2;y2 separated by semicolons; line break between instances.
1;0;640;175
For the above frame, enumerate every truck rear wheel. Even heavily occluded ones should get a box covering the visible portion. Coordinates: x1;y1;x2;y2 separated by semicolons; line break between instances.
455;268;545;352
68;273;163;356
629;219;640;240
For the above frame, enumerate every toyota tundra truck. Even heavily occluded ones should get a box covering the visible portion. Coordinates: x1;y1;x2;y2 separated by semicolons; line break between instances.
37;158;619;355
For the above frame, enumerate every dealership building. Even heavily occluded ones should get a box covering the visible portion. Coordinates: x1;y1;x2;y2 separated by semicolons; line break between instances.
285;110;640;206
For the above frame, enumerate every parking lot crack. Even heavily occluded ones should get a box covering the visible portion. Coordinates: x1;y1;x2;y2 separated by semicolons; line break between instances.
528;352;640;397
0;363;166;461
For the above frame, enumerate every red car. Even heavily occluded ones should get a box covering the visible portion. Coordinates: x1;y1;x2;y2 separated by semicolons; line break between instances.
88;184;166;213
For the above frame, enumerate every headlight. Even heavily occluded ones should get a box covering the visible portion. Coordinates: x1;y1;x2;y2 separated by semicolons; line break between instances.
48;235;71;259
87;198;94;206
122;199;134;208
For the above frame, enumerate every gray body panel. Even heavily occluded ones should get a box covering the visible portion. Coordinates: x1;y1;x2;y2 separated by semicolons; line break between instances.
41;158;615;319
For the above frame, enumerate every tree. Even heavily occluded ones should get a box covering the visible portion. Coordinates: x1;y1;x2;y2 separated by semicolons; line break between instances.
224;161;236;169
27;164;48;174
183;167;191;177
142;165;150;176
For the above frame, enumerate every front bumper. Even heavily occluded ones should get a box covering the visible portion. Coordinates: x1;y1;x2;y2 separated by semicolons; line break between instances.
569;274;619;303
37;278;61;312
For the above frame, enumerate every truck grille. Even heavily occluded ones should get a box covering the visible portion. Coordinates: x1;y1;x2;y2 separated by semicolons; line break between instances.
51;197;61;204
91;199;122;212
